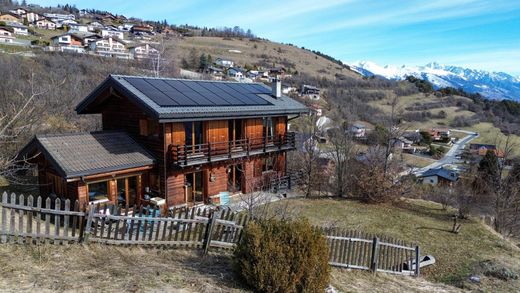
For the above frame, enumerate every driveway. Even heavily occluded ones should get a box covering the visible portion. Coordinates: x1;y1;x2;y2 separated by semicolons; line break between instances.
413;129;478;175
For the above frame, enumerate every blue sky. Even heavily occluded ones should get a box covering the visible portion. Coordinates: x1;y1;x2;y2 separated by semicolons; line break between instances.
35;0;520;75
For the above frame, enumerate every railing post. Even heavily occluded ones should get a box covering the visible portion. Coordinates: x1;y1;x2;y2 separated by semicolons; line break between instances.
175;145;180;165
370;237;379;274
263;136;267;152
184;145;188;166
415;245;420;277
246;138;250;157
208;142;212;162
203;211;218;255
278;134;283;150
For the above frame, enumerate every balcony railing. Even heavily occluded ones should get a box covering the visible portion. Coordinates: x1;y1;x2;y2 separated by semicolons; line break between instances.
170;132;296;167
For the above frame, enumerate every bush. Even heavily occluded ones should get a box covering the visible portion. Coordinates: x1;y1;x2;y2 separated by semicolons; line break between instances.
233;219;330;293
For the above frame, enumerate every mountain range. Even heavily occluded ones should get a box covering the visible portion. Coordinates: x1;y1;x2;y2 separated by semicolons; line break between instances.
349;61;520;101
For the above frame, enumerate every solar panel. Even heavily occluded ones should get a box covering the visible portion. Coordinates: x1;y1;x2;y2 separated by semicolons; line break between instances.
124;77;273;108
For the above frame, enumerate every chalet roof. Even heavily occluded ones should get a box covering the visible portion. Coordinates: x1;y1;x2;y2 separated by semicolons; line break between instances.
418;167;459;182
76;75;309;121
18;131;155;179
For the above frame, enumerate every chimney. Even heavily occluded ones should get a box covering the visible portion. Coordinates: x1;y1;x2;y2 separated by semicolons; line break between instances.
272;77;282;98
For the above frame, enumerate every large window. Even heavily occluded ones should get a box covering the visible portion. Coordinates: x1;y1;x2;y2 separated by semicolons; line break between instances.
263;117;273;139
117;176;138;208
88;181;109;203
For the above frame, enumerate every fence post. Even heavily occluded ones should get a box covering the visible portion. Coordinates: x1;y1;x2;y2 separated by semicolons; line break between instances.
83;205;95;244
370;237;379;273
1;192;7;243
414;245;420;277
203;211;218;255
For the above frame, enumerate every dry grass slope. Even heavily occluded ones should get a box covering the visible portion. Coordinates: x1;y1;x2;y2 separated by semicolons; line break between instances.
176;36;360;80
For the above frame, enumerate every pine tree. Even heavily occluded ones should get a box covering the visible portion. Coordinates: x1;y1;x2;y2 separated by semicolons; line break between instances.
206;54;213;66
199;53;207;71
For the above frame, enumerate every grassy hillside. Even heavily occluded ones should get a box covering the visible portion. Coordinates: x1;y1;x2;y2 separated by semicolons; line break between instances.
176;36;360;80
269;198;520;292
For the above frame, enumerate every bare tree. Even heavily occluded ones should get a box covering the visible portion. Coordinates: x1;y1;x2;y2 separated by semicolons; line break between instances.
0;73;64;183
328;123;356;197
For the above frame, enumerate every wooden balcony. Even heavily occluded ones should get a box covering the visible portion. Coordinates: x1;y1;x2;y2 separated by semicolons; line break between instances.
170;132;296;167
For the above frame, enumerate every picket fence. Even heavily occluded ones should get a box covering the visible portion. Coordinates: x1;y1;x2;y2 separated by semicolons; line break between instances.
0;192;247;252
1;192;422;276
321;227;420;276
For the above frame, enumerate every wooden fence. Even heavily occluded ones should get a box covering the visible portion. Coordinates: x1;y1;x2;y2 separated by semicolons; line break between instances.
0;192;247;252
321;228;420;276
1;192;421;276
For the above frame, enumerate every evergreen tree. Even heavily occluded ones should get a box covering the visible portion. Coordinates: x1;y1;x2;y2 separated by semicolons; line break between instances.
477;150;500;190
206;54;213;66
199;53;207;71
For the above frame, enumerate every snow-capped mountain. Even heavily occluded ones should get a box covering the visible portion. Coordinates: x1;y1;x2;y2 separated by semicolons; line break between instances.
349;61;520;101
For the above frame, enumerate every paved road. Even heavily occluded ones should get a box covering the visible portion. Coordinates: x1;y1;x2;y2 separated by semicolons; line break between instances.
413;129;479;175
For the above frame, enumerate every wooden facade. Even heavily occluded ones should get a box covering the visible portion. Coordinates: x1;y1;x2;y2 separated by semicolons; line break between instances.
24;76;305;210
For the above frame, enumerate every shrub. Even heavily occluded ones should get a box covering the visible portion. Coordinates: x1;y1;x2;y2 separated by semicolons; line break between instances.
233;219;330;293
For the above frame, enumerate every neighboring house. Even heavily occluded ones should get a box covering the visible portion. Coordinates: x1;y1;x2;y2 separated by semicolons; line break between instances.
468;143;504;158
17;75;308;209
118;23;135;32
9;8;27;15
0;13;21;23
282;86;297;95
392;137;415;152
50;32;100;53
89;36;131;59
227;67;244;79
215;58;234;68
53;19;78;29
131;25;154;36
429;128;450;141
418;167;459;186
403;130;422;144
268;67;286;77
350;123;367;138
0;28;14;43
128;43;159;59
7;22;28;35
101;28;124;39
35;18;56;30
87;21;104;32
300;84;320;100
25;12;42;23
68;23;89;33
43;13;75;21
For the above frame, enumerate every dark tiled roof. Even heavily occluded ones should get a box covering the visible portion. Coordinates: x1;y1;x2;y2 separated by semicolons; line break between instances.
418;167;459;182
19;131;155;179
76;75;309;121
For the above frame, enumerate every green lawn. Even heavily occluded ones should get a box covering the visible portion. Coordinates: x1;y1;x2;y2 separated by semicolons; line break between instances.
269;198;520;291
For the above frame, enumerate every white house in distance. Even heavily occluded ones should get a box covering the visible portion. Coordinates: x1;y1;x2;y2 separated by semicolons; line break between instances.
227;67;244;79
215;58;234;68
25;12;42;23
7;22;28;35
50;32;100;53
89;36;131;59
128;43;159;59
35;18;56;30
300;84;321;100
68;23;89;33
350;122;367;138
101;28;124;40
0;28;14;43
43;13;75;21
87;21;104;32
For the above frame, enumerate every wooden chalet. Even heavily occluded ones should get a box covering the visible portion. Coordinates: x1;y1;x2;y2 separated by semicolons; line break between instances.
18;75;308;210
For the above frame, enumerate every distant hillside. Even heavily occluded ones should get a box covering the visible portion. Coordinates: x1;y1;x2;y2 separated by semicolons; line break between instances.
175;36;361;81
350;61;520;101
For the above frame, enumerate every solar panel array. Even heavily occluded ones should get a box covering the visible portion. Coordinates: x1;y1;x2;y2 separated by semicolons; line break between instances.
123;77;273;107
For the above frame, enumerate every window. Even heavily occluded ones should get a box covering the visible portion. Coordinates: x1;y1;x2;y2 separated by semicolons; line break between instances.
139;118;159;137
263;117;273;139
117;176;138;208
88;181;109;203
262;156;274;172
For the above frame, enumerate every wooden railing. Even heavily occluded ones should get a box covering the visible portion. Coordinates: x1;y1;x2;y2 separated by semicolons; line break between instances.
170;132;296;167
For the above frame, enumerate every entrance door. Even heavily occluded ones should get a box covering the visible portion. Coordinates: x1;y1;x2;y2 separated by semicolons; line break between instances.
184;121;203;153
228;164;243;193
185;171;204;204
116;176;138;208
